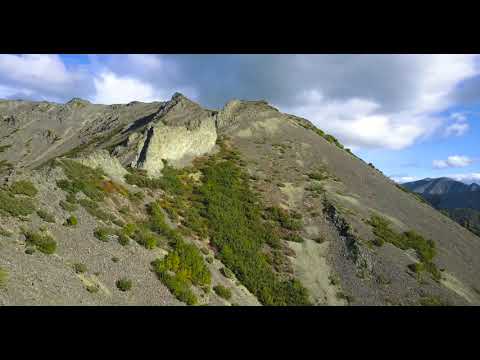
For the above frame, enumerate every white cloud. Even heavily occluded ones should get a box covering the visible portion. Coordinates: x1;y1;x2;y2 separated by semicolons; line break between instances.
391;176;419;183
281;90;439;150
278;55;479;149
451;112;467;122
445;121;470;136
444;111;470;137
1;54;479;151
449;173;480;184
433;160;449;169
433;155;473;169
0;54;89;100
92;71;168;104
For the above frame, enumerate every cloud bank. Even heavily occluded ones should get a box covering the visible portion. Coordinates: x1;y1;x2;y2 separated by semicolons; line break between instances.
1;54;479;150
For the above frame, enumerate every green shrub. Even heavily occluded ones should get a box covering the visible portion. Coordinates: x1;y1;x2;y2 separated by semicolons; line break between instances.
59;200;78;211
285;233;304;243
25;248;35;255
24;230;57;254
78;199;115;222
196;152;310;305
0;144;11;153
119;206;130;215
122;223;137;237
86;284;99;293
0;189;36;217
265;206;303;231
125;164;185;195
0;226;13;237
368;215;440;281
65;192;78;204
146;202;182;244
73;263;87;274
131;225;161;249
419;296;447;306
94;227;116;242
10;180;38;197
56;160;108;201
213;285;232;300
308;171;329;181
127;190;144;203
151;264;197;305
37;209;55;223
64;215;78;226
0;266;8;288
313;236;326;244
220;267;235;279
112;218;125;227
116;231;130;246
154;239;211;287
116;278;132;292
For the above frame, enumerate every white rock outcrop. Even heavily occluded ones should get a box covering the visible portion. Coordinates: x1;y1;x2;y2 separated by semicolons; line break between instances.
79;150;128;182
133;118;217;176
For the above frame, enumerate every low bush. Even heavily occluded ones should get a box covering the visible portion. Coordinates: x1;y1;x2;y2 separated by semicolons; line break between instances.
368;214;440;281
94;227;117;242
220;267;235;279
313;236;326;244
73;263;87;274
419;296;447;306
37;209;55;223
0;189;36;217
10;180;38;197
213;285;232;300
265;206;303;231
57;159;106;201
116;278;132;291
125;163;185;195
307;171;329;181
131;225;162;249
116;231;130;246
24;230;57;254
86;284;99;293
78;199;115;222
59;200;78;212
154;239;211;287
0;226;13;237
151;264;197;305
0;266;8;288
64;215;78;226
285;233;304;243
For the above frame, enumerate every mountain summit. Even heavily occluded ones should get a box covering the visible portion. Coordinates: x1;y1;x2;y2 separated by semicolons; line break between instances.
1;95;480;306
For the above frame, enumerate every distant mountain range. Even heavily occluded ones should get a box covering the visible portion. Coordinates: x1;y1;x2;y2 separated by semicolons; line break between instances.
402;177;480;236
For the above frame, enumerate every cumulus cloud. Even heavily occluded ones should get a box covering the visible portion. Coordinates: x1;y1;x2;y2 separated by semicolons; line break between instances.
0;54;92;101
433;155;473;169
92;71;169;104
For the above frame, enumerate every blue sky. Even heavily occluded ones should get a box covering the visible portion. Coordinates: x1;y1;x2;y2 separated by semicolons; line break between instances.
1;54;479;184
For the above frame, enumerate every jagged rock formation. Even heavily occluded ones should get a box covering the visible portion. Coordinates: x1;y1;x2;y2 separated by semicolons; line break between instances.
1;93;480;306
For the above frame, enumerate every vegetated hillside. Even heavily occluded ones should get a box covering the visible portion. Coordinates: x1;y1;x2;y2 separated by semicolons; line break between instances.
403;178;480;238
1;94;480;306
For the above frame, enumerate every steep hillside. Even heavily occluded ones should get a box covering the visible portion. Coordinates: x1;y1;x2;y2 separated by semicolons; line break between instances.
1;94;480;306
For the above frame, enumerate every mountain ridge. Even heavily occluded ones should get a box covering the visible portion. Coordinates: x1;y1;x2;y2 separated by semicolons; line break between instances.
1;93;480;306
